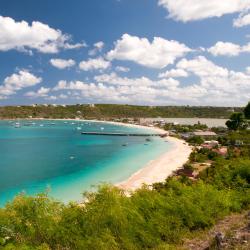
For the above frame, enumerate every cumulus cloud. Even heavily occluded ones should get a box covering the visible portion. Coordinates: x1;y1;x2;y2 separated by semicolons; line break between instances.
88;41;105;56
79;57;111;71
246;66;250;74
51;59;250;106
176;56;250;103
25;87;50;98
50;58;76;69
177;56;229;78
158;0;250;24
234;13;250;27
207;41;250;56
0;70;42;97
106;34;191;69
0;16;85;53
208;41;241;56
94;72;179;88
115;66;130;72
158;68;189;78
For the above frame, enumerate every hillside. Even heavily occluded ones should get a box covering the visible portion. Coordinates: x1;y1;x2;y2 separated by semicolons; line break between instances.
0;104;243;119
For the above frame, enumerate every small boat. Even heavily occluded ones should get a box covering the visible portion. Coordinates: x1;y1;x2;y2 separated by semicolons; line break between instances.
100;127;104;130
146;138;152;142
15;122;21;128
70;156;75;160
76;127;82;130
122;143;128;146
40;124;44;127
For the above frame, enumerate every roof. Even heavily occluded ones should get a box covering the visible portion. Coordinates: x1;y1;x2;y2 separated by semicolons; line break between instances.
193;131;217;136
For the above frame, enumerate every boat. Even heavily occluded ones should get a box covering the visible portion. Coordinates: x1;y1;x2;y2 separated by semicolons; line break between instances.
15;122;21;128
76;127;82;130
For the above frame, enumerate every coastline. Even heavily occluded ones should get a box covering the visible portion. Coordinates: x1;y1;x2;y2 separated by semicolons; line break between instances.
117;136;192;190
1;118;192;192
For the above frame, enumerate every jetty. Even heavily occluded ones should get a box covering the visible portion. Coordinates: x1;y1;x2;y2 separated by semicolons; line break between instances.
81;132;167;137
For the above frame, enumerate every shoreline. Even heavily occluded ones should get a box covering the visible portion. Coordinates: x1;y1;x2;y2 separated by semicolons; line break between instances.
2;118;192;191
117;136;192;190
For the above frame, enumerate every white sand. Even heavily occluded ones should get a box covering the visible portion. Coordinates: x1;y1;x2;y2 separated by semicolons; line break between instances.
117;136;192;191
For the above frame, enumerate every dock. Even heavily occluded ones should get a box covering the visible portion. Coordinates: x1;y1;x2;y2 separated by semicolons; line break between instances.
81;132;167;137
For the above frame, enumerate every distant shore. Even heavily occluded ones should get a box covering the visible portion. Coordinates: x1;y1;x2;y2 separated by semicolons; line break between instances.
2;118;192;191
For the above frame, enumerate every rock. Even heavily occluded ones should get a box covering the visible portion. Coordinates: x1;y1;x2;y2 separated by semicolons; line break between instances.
214;232;225;248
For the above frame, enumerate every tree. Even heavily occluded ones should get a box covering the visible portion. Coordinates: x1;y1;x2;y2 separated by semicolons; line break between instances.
226;112;247;130
243;102;250;119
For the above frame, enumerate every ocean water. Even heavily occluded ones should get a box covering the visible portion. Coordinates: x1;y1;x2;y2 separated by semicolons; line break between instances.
0;120;173;206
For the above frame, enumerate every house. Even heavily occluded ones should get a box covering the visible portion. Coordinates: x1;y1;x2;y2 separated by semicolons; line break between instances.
213;147;228;156
192;131;217;139
201;140;219;149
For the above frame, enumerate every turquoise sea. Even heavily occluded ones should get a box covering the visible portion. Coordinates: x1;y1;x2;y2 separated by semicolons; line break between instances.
0;120;173;206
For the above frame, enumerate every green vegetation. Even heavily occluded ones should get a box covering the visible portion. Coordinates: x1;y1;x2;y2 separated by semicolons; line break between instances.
244;101;250;119
0;104;243;119
226;112;248;130
163;122;208;133
186;135;204;145
0;131;249;249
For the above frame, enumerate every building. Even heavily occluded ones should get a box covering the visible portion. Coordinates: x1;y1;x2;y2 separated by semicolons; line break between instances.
192;131;217;139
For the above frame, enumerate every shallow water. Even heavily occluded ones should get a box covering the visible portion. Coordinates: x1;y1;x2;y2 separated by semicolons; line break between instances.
0;120;173;206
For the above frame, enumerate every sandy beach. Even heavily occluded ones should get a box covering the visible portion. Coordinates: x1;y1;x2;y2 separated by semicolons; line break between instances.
117;136;192;190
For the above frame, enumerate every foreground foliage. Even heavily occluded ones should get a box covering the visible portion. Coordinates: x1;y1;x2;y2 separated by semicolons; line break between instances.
0;149;249;249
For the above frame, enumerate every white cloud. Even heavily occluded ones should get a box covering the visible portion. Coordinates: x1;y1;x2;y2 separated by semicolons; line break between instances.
106;34;191;69
0;16;85;53
241;43;250;52
25;87;50;98
177;56;229;78
88;41;105;56
207;41;250;56
158;0;250;24
208;41;242;56
158;68;188;78
0;70;42;97
94;41;104;50
115;66;130;72
51;59;250;106
176;56;250;104
50;58;76;69
79;57;111;71
246;66;250;74
234;13;250;27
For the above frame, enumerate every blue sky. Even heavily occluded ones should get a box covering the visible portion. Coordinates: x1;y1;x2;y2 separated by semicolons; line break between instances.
0;0;250;106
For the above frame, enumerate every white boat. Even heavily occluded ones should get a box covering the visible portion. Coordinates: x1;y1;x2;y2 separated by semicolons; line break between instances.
76;127;82;130
15;122;21;128
100;127;104;130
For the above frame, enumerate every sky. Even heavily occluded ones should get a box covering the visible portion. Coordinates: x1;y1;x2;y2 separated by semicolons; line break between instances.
0;0;250;106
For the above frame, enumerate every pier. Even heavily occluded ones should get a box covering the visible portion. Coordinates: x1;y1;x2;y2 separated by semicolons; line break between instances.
81;132;167;137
